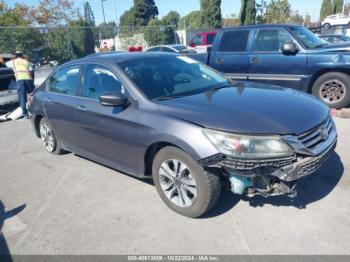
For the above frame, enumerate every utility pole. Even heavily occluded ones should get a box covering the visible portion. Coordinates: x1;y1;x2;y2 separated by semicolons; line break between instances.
101;0;108;38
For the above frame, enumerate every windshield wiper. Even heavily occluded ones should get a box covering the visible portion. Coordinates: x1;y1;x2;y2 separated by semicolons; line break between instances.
155;95;186;101
206;83;232;92
314;43;328;48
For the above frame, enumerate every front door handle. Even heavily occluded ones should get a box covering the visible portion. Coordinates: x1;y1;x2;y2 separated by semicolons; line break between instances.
250;57;260;64
216;58;224;64
77;105;87;112
44;98;52;103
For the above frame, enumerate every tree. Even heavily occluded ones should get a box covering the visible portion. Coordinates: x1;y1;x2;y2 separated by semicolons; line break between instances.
163;11;180;28
35;0;79;25
239;0;256;25
200;0;222;29
333;0;344;14
144;18;175;46
68;19;95;58
133;0;159;26
320;0;333;20
120;9;136;26
0;2;44;56
264;0;291;24
84;1;95;27
178;11;202;29
256;0;267;23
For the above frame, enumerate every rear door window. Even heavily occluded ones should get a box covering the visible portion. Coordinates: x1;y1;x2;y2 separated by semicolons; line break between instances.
48;65;80;95
82;64;122;100
218;30;250;52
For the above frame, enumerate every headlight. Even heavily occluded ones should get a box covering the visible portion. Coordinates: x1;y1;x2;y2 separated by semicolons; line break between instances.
203;129;294;159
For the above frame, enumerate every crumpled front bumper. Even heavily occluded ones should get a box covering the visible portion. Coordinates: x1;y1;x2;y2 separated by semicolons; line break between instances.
198;133;337;197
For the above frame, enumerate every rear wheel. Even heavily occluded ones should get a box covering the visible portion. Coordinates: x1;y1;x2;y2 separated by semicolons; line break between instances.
39;118;63;155
152;146;221;218
312;72;350;109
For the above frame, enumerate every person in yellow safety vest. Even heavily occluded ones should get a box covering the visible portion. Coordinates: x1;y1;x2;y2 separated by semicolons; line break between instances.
12;51;34;119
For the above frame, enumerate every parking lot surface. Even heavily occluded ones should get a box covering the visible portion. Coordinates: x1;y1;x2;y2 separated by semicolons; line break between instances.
0;118;349;255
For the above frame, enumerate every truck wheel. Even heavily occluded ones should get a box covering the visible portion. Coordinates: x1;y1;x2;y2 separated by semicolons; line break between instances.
323;23;331;30
39;118;64;155
312;72;350;109
152;146;221;218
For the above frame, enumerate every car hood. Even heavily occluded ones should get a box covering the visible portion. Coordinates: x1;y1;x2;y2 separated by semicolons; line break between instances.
311;43;350;53
156;82;329;135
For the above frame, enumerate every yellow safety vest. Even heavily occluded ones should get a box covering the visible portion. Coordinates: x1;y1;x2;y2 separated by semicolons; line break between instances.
12;58;31;81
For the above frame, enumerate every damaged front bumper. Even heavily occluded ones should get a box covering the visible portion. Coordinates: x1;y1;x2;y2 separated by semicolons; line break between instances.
198;120;337;198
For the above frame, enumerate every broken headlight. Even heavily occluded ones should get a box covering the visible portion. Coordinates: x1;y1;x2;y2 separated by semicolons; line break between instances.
203;129;294;159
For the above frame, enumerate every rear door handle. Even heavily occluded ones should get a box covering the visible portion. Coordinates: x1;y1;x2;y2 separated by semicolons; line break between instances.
250;57;260;64
216;58;224;64
77;105;87;112
44;98;52;103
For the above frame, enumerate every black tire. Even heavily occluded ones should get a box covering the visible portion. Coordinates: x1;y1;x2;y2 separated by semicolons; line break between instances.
312;72;350;109
39;118;64;155
152;146;221;218
323;23;331;30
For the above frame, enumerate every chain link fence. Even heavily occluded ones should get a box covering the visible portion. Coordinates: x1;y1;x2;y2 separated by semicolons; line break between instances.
0;25;179;66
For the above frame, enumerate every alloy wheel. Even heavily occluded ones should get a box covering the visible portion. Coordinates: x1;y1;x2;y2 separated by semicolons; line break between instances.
40;122;55;152
159;159;197;208
320;79;347;104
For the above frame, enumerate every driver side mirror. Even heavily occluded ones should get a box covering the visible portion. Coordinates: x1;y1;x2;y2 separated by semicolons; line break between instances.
281;42;298;55
99;92;126;107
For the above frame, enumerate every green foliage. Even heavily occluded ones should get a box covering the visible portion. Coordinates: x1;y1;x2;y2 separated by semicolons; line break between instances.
320;0;333;20
178;11;202;29
163;11;180;28
84;1;95;26
264;0;291;23
68;19;95;58
200;0;222;29
333;0;344;14
120;0;158;27
239;0;256;25
120;9;136;26
0;4;43;56
144;19;175;46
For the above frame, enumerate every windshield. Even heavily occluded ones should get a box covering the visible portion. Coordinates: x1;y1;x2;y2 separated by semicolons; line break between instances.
290;26;329;48
119;55;228;100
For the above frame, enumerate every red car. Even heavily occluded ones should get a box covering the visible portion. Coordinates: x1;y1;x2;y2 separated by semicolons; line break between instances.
189;31;217;47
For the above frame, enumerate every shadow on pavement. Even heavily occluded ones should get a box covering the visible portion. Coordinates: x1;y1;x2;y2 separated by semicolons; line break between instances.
246;152;344;208
0;201;26;261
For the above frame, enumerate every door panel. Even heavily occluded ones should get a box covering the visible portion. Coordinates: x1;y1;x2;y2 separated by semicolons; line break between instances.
75;64;141;174
210;30;251;77
43;65;80;150
249;28;307;89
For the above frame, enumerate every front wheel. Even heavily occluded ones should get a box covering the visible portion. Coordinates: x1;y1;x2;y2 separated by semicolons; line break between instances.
152;146;221;218
323;23;331;30
312;72;350;109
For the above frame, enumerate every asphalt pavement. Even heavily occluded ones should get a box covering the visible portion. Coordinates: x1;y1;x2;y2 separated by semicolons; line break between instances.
0;117;349;255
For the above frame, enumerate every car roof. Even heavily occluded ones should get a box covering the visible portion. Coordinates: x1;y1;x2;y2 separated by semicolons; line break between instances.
65;52;179;66
220;24;302;31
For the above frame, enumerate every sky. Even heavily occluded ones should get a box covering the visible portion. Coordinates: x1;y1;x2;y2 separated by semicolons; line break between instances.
7;0;324;24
